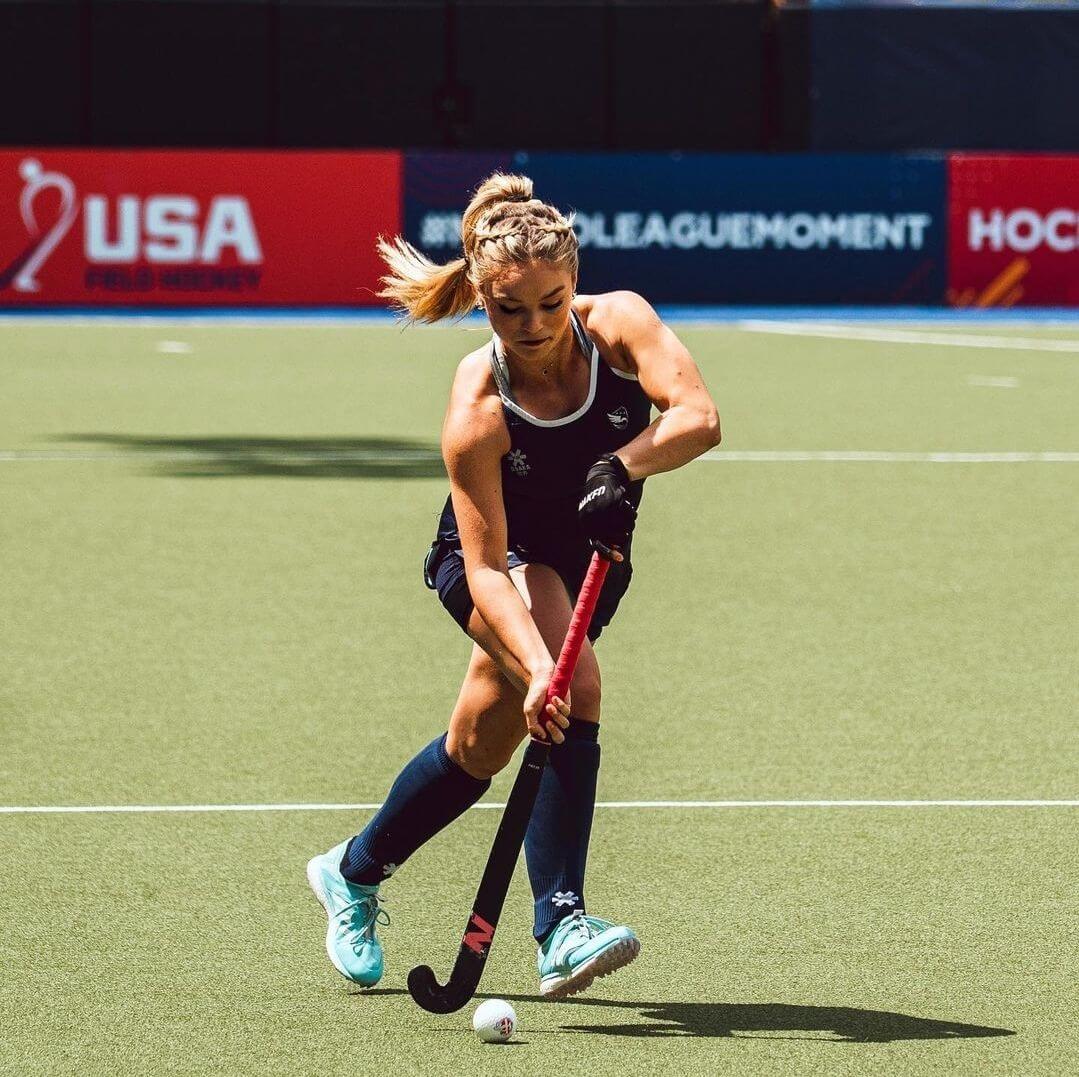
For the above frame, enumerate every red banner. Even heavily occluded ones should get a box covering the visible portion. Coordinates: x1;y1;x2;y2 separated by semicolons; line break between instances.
949;154;1079;308
0;150;401;306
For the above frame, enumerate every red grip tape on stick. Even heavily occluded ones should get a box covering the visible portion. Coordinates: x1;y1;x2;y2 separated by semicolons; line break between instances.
547;552;609;706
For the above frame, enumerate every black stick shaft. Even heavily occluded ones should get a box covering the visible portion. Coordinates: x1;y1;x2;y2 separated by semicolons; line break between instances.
406;740;550;1012
457;739;549;952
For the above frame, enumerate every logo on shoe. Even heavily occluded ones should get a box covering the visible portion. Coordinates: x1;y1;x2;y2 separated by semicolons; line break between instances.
552;891;579;908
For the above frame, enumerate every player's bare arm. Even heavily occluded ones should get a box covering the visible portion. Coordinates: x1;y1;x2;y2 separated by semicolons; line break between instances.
441;356;566;740
588;290;721;480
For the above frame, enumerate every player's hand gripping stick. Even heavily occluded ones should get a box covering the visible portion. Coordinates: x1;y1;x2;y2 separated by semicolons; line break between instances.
578;453;636;560
406;552;611;1013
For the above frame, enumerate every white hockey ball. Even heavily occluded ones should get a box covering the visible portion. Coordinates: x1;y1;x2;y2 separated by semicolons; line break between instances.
472;999;517;1043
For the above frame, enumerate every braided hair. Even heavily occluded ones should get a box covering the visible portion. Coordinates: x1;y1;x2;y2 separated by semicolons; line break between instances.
378;173;579;324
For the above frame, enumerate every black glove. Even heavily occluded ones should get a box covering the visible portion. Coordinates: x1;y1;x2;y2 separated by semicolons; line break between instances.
578;453;636;560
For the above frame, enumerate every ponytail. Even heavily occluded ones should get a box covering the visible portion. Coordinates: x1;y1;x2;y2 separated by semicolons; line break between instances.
376;236;476;324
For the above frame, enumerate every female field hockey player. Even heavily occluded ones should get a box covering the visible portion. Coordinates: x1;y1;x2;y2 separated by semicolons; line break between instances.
307;173;721;999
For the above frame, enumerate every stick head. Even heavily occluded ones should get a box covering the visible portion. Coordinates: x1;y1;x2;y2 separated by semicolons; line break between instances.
407;964;476;1014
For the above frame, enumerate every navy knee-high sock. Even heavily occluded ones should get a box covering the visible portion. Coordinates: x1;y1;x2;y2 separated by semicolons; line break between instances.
524;720;601;943
341;733;490;886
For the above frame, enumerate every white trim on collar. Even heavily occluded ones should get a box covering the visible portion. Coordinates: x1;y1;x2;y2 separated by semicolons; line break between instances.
492;335;600;428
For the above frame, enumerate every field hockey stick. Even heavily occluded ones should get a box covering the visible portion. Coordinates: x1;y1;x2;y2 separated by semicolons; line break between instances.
407;551;611;1014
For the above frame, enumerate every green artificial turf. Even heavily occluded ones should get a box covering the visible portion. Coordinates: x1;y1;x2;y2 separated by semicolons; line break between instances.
1;320;1077;1075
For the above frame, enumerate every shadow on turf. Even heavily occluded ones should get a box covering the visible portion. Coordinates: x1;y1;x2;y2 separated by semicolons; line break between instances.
55;434;446;479
354;989;1014;1042
477;994;1015;1043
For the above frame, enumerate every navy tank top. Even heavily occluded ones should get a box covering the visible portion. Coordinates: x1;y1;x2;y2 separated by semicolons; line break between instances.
436;310;652;560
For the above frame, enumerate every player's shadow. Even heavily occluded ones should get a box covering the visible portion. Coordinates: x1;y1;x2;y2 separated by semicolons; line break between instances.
54;433;446;479
476;994;1015;1043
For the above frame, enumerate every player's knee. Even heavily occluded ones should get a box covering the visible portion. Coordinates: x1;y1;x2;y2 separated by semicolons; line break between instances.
449;730;516;781
570;667;602;722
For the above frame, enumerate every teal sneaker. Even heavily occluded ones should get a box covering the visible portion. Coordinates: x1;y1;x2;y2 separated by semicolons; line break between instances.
537;910;641;999
306;840;388;986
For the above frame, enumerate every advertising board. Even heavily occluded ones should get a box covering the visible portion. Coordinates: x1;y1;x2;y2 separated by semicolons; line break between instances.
0;151;400;306
949;154;1079;307
406;152;947;304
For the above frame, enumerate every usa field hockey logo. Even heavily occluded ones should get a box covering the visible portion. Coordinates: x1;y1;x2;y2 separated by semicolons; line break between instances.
0;160;79;292
607;405;629;429
1;157;263;294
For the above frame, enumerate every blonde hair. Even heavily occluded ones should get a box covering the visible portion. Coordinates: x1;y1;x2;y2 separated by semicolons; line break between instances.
377;173;579;323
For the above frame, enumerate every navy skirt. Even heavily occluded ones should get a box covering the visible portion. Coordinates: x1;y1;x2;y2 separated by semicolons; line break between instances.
423;539;632;644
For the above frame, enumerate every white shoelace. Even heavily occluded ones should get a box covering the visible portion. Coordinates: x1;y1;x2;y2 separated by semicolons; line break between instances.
339;894;390;942
558;910;605;954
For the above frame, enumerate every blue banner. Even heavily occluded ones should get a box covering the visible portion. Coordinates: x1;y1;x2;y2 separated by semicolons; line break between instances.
405;152;947;305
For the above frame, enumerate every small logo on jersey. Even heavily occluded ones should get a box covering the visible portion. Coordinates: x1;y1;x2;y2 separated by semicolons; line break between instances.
508;449;530;476
607;405;629;430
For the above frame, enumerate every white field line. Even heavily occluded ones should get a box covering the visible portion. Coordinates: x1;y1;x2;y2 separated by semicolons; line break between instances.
4;449;1079;465
1;799;1076;816
699;451;1079;463
738;320;1079;353
967;375;1019;388
3;314;1079;340
155;340;193;354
